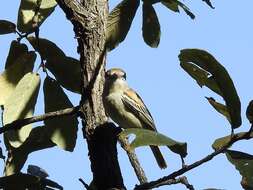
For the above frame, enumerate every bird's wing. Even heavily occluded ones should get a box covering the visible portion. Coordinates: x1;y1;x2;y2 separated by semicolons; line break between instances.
122;88;157;131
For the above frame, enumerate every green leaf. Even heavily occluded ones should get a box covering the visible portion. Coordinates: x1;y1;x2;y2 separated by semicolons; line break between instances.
179;49;241;128
0;52;36;106
226;150;253;188
45;56;81;93
28;36;65;60
206;97;231;124
162;0;195;19
5;40;28;69
212;132;251;151
0;20;16;35
4;126;55;176
44;77;78;151
142;3;161;48
180;62;222;96
106;0;140;51
246;100;253;123
120;128;187;157
3;72;40;148
17;0;57;33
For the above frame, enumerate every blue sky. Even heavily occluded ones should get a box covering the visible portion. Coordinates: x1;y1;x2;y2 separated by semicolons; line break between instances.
1;1;253;189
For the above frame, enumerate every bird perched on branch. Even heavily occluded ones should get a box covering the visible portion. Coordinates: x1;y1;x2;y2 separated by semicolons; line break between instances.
103;68;167;169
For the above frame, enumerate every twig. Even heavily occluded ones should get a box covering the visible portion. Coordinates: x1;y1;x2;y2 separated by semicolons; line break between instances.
118;135;148;185
78;178;90;190
135;127;253;189
0;106;80;134
145;176;194;190
180;176;194;190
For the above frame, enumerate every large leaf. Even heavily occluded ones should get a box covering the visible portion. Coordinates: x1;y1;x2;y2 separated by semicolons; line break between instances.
246;100;253;123
5;40;28;69
17;0;57;33
142;3;161;48
206;97;231;124
179;49;241;128
120;128;187;157
28;36;65;60
4;126;55;176
45;56;81;93
162;0;195;19
106;0;140;51
0;20;16;35
28;36;81;93
3;72;40;148
0;52;36;106
44;77;78;151
226;150;253;188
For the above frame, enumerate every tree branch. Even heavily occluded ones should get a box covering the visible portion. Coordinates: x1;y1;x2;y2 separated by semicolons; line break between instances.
135;127;253;189
0;106;80;134
144;176;194;190
118;135;148;185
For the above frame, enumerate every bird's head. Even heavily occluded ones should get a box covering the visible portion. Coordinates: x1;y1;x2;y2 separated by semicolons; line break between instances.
105;68;126;81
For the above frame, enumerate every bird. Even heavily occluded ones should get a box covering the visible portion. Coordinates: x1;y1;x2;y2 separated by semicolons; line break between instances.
103;68;167;169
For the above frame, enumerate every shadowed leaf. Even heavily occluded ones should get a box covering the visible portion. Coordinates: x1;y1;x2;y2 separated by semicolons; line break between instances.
162;0;195;19
179;49;241;128
142;3;161;48
0;173;62;190
27;165;49;178
0;20;16;35
5;41;28;69
226;150;253;188
120;128;187;157
28;36;65;60
17;0;57;33
28;37;82;93
246;100;253;123
106;0;140;51
3;73;40;148
206;97;231;124
44;77;78;151
45;56;81;93
161;0;179;12
4;126;55;176
0;51;36;106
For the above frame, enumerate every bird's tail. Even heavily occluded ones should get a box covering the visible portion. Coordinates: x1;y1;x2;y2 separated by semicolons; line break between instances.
150;145;167;169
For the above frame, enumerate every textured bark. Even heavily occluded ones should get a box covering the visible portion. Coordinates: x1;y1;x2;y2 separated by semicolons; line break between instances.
56;0;125;189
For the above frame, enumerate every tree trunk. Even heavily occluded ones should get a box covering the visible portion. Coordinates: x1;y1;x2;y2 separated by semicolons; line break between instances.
56;0;125;189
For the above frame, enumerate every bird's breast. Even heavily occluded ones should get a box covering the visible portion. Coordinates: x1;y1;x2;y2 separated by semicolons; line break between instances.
104;93;143;129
